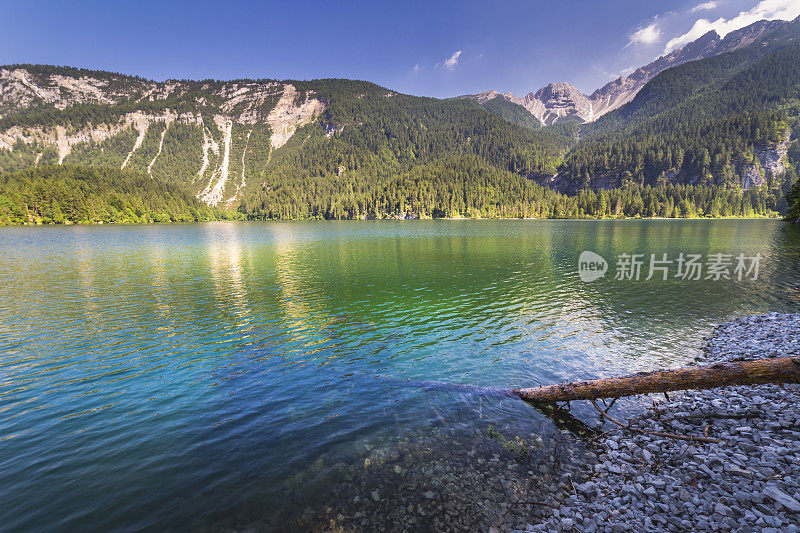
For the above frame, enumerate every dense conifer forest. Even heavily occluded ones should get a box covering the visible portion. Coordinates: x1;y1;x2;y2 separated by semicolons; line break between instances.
0;166;227;224
0;161;786;225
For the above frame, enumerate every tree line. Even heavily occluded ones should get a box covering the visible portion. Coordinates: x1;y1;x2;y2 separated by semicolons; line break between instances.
0;165;231;225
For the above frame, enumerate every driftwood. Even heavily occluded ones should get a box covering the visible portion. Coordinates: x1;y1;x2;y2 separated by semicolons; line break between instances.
514;357;800;403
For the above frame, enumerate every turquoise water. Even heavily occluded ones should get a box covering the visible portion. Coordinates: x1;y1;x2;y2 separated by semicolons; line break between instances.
0;220;798;530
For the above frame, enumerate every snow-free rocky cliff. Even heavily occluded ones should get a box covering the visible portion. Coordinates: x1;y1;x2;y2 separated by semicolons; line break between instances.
464;18;800;126
0;67;325;206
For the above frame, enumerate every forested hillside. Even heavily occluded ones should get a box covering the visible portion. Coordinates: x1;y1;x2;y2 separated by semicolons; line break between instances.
0;69;570;214
553;35;800;196
476;97;542;130
0;166;225;224
0;16;799;223
244;153;785;220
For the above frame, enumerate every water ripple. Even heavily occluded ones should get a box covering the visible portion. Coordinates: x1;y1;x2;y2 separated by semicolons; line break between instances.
0;220;798;530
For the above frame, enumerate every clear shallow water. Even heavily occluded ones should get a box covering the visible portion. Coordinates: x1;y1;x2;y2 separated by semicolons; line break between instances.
0;220;798;531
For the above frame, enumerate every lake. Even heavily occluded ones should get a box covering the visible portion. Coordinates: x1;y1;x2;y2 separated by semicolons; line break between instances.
0;220;798;531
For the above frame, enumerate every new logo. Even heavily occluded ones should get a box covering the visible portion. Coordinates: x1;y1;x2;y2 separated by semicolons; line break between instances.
578;251;608;282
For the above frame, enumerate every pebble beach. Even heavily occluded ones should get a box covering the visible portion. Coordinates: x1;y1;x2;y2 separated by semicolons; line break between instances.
530;313;800;533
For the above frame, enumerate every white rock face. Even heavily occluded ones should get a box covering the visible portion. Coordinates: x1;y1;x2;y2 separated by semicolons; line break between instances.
759;129;791;177
741;129;792;189
0;111;180;165
266;84;325;149
0;68;324;148
0;68;145;116
469;90;503;104
199;116;233;206
521;82;594;125
120;114;153;170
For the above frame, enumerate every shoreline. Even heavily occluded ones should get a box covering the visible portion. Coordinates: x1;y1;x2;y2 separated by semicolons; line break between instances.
293;313;800;532
528;313;800;533
0;215;785;228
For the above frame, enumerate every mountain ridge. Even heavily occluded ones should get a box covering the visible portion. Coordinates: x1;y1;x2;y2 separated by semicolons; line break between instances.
463;16;800;126
0;15;798;221
0;69;337;206
0;69;569;211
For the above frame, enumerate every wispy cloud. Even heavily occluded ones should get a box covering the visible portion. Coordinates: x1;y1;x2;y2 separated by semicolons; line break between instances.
413;64;421;74
627;22;662;47
604;65;639;81
442;50;462;70
665;0;800;53
690;1;720;13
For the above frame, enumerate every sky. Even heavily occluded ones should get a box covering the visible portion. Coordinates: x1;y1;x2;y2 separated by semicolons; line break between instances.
1;0;799;98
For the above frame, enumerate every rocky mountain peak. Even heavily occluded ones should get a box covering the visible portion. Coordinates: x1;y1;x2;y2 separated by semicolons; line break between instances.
521;82;593;125
530;82;584;101
468;90;503;104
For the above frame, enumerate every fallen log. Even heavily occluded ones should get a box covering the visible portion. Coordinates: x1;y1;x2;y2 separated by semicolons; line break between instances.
527;400;597;439
514;357;800;403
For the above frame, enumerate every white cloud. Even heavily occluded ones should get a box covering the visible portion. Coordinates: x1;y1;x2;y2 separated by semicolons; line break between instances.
443;50;462;70
690;1;720;13
413;64;421;74
627;22;662;47
665;0;800;53
605;65;639;81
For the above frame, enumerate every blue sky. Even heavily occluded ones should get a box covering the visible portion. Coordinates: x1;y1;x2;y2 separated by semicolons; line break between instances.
1;0;798;98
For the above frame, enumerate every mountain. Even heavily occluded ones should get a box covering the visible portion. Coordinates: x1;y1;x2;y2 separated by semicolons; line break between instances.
466;17;800;126
518;82;594;125
0;67;571;218
0;70;319;206
460;82;593;125
551;29;800;194
0;16;798;222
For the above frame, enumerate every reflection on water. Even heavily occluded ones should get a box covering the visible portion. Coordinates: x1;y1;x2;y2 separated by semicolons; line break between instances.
0;220;798;531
